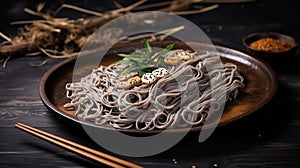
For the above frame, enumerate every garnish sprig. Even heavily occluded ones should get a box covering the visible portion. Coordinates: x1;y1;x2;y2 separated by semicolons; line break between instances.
116;40;174;77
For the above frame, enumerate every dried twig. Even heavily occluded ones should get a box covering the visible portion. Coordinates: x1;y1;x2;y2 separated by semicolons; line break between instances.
2;56;11;68
170;4;219;15
121;25;185;42
54;4;103;17
0;32;14;44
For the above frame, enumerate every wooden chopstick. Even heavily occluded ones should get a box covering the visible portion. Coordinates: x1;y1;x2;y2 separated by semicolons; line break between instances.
15;123;143;168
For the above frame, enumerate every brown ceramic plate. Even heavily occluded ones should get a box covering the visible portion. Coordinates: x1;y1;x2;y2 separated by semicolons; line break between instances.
40;41;278;133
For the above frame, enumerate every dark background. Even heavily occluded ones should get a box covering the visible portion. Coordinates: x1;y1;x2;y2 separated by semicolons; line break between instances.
1;0;300;167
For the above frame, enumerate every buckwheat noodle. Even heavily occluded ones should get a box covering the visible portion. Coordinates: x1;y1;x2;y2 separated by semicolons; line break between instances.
64;51;245;130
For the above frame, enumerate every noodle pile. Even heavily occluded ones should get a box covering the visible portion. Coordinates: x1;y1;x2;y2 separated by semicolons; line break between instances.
64;50;245;130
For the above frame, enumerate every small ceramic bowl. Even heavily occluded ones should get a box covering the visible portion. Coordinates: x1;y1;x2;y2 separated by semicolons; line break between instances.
242;32;298;66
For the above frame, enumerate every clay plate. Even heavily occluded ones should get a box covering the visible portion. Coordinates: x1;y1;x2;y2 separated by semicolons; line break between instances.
40;41;278;133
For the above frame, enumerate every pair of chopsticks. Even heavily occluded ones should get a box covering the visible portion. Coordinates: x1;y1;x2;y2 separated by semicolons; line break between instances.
15;123;143;168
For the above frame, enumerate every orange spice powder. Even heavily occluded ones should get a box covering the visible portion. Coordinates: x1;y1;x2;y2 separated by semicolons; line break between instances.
250;37;291;52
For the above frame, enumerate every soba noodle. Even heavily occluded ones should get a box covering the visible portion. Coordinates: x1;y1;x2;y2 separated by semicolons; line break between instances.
64;49;245;130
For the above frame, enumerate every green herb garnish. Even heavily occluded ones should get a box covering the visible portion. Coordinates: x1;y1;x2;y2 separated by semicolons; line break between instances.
116;39;174;77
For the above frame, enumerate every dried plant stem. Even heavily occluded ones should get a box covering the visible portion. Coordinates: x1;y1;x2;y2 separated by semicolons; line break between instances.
0;42;36;56
121;25;185;42
25;52;42;57
113;1;125;9
171;4;219;15
54;4;103;16
2;56;11;68
112;0;148;14
24;8;52;20
134;1;173;10
38;47;79;59
29;59;49;67
158;25;185;40
0;32;14;44
160;0;204;12
10;20;49;25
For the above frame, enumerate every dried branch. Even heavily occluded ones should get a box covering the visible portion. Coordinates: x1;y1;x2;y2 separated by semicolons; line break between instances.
170;4;219;15
54;4;103;17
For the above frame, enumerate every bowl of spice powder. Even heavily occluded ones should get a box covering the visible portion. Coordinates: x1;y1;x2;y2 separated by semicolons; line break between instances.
242;32;298;65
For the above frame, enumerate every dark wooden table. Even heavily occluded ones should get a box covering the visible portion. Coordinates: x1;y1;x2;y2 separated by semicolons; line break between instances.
1;0;300;167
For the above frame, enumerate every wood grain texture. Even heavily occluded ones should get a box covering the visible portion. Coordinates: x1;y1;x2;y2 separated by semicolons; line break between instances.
1;0;300;167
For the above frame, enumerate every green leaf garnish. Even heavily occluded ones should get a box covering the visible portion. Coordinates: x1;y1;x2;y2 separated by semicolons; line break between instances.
115;40;175;78
144;39;152;54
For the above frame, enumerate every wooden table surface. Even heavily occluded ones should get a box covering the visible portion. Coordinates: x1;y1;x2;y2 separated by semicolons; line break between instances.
1;0;300;167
